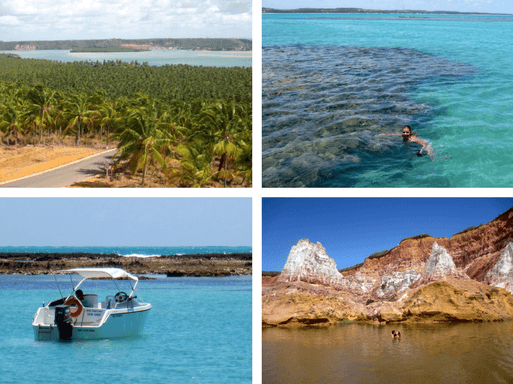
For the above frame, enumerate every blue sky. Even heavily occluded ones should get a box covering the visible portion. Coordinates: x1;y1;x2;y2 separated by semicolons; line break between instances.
0;0;251;41
263;198;513;271
262;0;513;14
0;198;251;247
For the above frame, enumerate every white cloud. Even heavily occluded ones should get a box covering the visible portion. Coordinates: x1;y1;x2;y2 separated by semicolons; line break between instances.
0;0;251;40
0;15;19;25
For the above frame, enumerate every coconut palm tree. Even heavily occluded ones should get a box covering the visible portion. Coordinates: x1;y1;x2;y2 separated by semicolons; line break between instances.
98;102;119;149
113;106;176;186
25;84;58;144
63;92;98;146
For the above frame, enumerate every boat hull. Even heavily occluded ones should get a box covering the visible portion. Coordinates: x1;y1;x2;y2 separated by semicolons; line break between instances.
33;306;151;341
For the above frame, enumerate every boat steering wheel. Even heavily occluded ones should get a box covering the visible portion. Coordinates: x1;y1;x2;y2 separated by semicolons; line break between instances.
115;291;128;303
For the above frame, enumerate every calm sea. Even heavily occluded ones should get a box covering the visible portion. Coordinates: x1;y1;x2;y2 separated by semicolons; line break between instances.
0;245;252;257
263;322;513;383
262;14;513;187
0;49;252;67
0;274;251;384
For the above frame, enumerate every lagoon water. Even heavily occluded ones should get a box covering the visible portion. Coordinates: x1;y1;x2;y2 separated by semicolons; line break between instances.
262;14;513;187
263;322;513;383
0;260;251;383
0;49;251;67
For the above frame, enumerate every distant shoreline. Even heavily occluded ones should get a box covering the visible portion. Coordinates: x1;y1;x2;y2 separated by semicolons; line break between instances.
0;252;252;277
0;38;252;52
262;8;511;16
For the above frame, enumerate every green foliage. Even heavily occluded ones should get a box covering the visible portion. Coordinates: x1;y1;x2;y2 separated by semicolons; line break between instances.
262;271;281;277
0;38;251;51
338;262;364;273
367;250;389;259
0;57;251;104
454;225;479;236
400;234;431;243
0;56;252;187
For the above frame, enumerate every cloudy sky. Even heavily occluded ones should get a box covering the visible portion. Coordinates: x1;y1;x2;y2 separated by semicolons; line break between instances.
0;0;251;41
263;0;513;14
0;198;252;246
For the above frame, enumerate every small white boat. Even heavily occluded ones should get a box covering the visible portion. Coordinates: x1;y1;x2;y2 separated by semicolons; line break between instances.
33;268;152;341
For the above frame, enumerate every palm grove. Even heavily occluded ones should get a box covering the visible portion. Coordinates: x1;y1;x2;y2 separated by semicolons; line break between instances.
0;55;252;187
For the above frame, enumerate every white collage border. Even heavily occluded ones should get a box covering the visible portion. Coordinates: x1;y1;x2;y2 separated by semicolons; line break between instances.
1;1;510;383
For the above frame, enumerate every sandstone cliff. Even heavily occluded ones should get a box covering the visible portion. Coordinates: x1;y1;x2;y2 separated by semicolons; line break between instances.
263;208;513;327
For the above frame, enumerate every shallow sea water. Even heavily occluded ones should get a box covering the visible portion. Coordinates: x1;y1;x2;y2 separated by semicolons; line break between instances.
0;275;251;384
263;322;513;384
262;14;513;187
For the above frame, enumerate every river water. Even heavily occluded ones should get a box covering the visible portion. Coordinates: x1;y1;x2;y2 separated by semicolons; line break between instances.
0;49;252;67
263;322;513;383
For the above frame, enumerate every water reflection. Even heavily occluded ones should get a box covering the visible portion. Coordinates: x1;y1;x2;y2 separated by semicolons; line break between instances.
263;323;513;383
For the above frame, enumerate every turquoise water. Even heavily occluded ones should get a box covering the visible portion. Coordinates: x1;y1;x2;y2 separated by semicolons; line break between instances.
262;14;513;187
0;49;252;67
0;246;252;257
0;274;251;383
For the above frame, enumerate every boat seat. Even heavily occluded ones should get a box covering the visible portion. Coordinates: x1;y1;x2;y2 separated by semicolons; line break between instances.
83;294;98;308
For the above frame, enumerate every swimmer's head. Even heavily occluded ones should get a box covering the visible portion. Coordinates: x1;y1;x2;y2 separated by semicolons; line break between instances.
402;125;412;142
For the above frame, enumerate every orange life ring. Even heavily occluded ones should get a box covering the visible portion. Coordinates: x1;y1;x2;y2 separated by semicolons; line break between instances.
65;296;83;318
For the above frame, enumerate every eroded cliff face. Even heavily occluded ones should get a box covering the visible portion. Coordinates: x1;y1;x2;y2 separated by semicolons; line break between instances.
484;242;513;293
263;208;513;327
345;208;513;282
15;44;36;50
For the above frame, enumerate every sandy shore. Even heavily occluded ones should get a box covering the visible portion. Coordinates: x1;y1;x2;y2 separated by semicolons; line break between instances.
0;252;252;277
0;146;103;184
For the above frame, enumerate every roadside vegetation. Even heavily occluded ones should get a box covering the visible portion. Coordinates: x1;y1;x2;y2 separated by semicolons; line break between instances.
0;56;252;187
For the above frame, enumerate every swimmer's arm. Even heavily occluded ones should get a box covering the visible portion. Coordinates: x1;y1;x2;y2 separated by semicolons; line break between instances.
412;136;434;156
410;135;428;148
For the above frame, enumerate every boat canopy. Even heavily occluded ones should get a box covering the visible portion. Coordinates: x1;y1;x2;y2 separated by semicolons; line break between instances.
61;268;139;282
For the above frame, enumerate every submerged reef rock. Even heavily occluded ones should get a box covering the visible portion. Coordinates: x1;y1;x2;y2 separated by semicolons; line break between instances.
485;242;513;293
263;208;513;327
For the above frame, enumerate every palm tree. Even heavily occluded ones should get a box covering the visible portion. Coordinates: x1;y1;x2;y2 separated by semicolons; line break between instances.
113;107;176;186
168;139;213;187
0;102;26;145
98;102;118;149
25;84;57;144
63;92;97;146
199;101;248;187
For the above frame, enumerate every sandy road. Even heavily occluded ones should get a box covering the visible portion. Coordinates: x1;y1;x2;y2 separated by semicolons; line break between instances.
0;149;116;188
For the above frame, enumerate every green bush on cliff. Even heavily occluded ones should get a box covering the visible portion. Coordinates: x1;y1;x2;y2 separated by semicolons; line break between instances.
367;250;389;259
400;234;431;243
338;262;364;273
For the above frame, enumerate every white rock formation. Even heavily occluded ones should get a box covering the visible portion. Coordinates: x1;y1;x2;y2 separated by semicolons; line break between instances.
411;242;467;287
279;239;344;287
374;270;420;299
485;242;513;294
422;242;458;279
278;239;376;295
